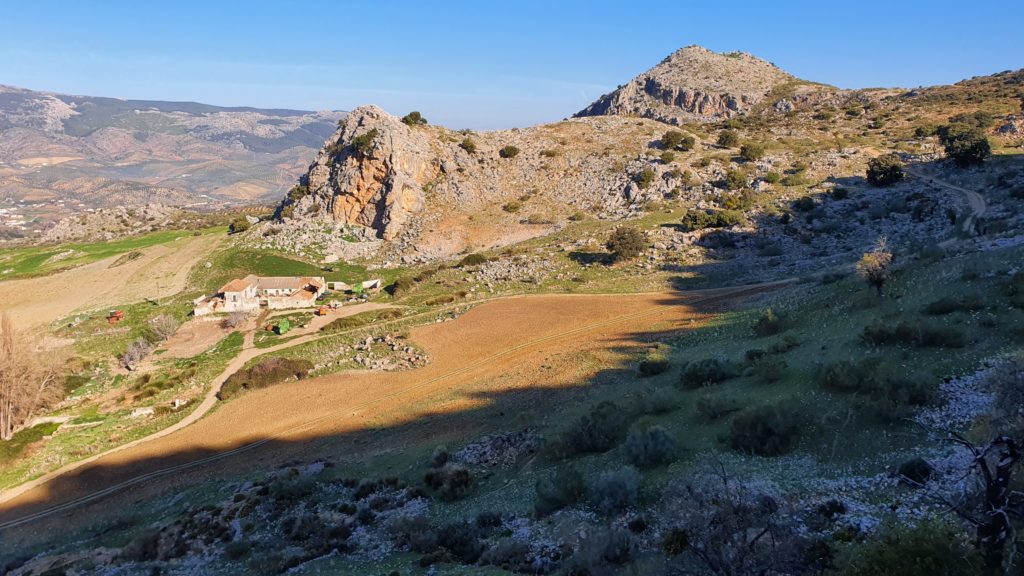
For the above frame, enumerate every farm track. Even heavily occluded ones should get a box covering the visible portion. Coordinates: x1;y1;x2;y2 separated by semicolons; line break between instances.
0;281;784;532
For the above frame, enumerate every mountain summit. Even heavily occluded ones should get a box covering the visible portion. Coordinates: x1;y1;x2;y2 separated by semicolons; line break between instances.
575;45;813;124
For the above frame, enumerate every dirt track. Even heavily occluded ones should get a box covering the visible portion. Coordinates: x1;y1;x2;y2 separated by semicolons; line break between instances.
0;286;771;534
0;233;224;330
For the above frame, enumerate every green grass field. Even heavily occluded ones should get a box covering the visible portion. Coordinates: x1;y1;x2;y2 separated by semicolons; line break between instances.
0;228;223;280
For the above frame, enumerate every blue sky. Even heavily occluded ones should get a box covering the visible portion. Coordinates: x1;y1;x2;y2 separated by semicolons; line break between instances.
1;1;1020;129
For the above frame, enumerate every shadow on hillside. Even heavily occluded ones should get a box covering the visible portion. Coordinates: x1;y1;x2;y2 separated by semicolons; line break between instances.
0;286;762;557
656;152;1024;289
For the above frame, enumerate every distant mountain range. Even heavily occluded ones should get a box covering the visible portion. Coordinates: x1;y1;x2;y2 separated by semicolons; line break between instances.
0;85;345;235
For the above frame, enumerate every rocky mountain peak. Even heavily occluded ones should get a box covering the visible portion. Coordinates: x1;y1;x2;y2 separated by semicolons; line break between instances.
285;105;438;241
575;45;801;124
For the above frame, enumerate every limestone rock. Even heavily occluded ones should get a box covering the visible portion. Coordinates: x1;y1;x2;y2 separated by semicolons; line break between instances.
575;46;809;124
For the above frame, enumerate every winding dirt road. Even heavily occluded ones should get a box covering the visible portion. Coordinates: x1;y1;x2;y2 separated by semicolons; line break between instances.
0;283;779;533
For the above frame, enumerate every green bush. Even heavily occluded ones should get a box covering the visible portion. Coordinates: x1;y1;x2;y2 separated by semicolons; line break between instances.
752;308;785;336
638;358;670;377
660;151;676;164
924;294;983;315
390;276;415;297
589;466;640;514
860;321;966;348
695;394;741;421
725;169;747;190
559;401;630;455
499;145;520;159
662;130;696;152
726;404;802;456
351;128;379;155
502;200;521;213
623;426;676;469
287;184;309;201
423;463;472;501
717;129;740;147
938;124;991;167
751;356;788;383
679;358;736;389
792;196;816;212
401;111;428;126
228;217;251;234
218;358;314;400
679;209;745;231
739;142;765;162
458;253;488;267
606;226;647;262
534;466;587;516
636;166;656;189
835;519;982;576
459;138;476;154
866;154;905;186
764;171;781;184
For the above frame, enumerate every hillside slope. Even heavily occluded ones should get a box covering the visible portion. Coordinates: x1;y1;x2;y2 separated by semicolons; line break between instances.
0;85;345;236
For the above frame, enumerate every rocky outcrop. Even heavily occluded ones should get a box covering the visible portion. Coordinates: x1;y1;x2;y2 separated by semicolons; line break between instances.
271;106;682;261
576;46;808;124
297;105;437;241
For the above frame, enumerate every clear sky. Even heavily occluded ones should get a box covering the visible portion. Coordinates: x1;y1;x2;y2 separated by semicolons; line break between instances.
1;0;1020;129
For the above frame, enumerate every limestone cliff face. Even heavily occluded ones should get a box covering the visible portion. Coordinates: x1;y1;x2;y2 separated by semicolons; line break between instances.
297;105;437;240
273;106;680;261
576;46;800;124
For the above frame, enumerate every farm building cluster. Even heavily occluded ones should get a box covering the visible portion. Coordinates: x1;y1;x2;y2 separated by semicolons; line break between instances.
192;276;384;316
193;275;326;316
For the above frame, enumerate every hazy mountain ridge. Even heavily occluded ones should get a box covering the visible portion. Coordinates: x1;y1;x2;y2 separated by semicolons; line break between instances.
0;85;345;237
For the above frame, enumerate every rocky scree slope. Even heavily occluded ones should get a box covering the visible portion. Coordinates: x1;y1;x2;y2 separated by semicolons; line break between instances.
575;45;832;124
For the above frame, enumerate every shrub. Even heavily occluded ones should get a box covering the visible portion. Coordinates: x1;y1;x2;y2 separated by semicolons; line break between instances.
606;226;647;262
860;321;966;348
458;253;488;267
679;358;736;389
459;138;476;154
589;466;640;514
696;394;741;421
350;128;379;155
717;129;740;147
679;209;744;231
764;171;782;184
752;308;784;336
624;426;676;468
938;124;991;167
389;276;415;297
897;457;934;485
725;169;747;190
751;356;788;383
835;519;982;576
534;466;586;516
636;166;656;189
792;196;816;212
726;404;802;456
856;237;893;297
560;401;629;454
219;358;314;400
501;200;521;213
660;151;676;164
831;187;850;200
566;527;637;571
423;463;472;501
229;217;251;234
924;294;983;315
499;145;519;159
638;358;670;377
866;154;905;186
662;130;695;151
400;111;427;126
739;142;765;162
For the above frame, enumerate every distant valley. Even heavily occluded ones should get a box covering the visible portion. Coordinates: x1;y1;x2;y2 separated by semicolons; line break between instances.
0;85;344;237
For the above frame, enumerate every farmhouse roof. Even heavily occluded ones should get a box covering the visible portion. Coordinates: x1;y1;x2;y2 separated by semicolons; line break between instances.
220;275;257;293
